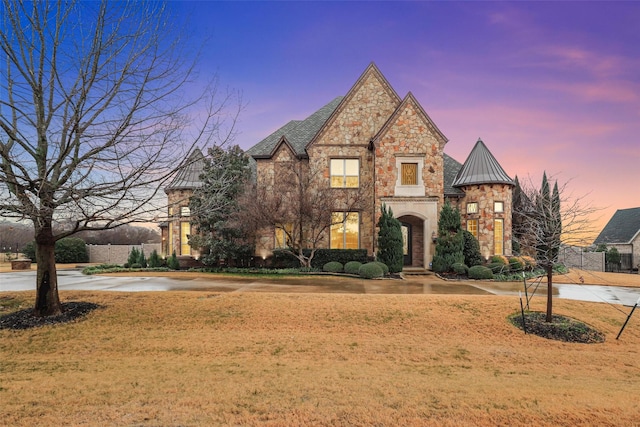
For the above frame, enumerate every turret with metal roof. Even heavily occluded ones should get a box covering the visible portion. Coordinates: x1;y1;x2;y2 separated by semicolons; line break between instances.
164;148;206;193
452;139;514;188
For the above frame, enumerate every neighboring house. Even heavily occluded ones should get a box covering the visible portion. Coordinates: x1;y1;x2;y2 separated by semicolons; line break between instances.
160;148;205;258
247;63;514;268
593;207;640;271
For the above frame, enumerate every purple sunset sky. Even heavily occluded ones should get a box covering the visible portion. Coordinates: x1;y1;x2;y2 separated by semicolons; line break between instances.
171;1;639;242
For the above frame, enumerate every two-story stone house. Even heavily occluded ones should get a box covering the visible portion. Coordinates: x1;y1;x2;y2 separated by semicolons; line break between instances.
250;63;514;268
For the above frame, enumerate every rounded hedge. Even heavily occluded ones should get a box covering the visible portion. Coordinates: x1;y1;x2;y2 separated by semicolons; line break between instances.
323;261;344;273
344;261;363;275
373;261;389;275
451;262;469;275
468;265;494;280
359;262;384;279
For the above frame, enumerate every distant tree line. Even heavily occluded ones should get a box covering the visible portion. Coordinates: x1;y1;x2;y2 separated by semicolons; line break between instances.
0;222;160;253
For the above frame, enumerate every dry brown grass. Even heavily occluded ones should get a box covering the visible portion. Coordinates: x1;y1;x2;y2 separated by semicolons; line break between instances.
1;290;639;426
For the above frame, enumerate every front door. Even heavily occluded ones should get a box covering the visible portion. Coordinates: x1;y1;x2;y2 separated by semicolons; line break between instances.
401;222;412;266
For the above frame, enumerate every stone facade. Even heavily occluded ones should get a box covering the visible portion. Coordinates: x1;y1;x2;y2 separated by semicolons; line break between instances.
248;63;514;269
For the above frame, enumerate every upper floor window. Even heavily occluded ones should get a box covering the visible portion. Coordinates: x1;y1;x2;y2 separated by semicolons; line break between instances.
330;159;359;188
181;206;191;217
494;201;504;213
467;202;478;214
401;163;418;186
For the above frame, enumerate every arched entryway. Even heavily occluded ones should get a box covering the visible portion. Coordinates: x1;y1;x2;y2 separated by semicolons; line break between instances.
398;215;425;268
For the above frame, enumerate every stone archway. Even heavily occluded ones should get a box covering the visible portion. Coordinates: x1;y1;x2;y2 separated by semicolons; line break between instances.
380;198;439;270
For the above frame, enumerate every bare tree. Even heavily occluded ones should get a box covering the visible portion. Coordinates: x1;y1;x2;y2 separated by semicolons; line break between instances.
241;160;371;268
0;1;239;316
514;173;599;322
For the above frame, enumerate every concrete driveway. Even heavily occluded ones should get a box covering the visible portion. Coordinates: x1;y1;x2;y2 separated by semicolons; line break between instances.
1;268;639;307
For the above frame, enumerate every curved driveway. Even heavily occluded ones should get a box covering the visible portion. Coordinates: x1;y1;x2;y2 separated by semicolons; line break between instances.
2;268;639;307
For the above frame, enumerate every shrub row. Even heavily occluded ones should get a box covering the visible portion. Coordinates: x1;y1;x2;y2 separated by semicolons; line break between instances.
272;249;368;269
322;260;388;279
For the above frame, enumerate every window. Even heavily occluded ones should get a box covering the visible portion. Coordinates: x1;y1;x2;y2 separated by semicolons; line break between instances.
181;206;191;217
330;212;359;249
494;201;504;213
494;219;504;255
275;224;294;249
467;219;478;239
168;222;174;255
330;159;359;188
467;202;478;214
401;163;418;185
180;222;191;256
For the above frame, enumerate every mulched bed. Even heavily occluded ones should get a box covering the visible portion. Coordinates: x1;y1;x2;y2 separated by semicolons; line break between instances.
509;311;605;344
0;302;102;330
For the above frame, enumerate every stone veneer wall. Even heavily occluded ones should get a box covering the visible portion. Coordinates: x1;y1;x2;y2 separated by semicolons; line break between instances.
460;183;513;259
306;67;401;255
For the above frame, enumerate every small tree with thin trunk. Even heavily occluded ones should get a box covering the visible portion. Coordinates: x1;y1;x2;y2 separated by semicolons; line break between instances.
514;172;598;322
241;161;371;268
0;0;240;316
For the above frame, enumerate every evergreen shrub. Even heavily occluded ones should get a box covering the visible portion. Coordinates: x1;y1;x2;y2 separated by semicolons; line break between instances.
359;262;384;279
490;255;509;265
323;261;344;273
487;262;510;274
55;238;89;263
451;262;469;275
167;251;180;270
468;265;494;280
374;261;389;275
148;250;162;268
508;256;524;272
344;261;362;274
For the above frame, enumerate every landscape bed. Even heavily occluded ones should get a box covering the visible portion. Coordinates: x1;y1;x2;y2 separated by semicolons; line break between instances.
1;290;639;426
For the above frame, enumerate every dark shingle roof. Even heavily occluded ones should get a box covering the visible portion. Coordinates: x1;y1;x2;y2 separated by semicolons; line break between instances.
452;139;514;187
165;148;205;192
444;153;465;197
593;207;640;245
247;97;343;158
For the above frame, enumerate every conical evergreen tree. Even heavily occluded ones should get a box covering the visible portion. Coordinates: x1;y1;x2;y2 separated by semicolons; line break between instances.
376;204;404;273
432;203;464;273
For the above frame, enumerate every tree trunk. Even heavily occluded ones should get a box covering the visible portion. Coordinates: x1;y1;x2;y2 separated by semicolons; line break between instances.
34;225;62;317
546;265;553;323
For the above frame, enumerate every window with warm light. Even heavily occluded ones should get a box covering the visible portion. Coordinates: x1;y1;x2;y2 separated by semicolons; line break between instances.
401;163;418;186
494;219;504;255
330;159;359;188
494;201;504;213
330;212;359;249
467;202;478;214
275;224;294;249
180;222;191;256
467;219;478;239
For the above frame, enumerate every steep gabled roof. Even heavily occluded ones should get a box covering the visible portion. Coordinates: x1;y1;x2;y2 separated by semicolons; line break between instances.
452;139;514;187
306;62;402;150
443;153;465;197
165;148;205;193
372;92;448;146
593;207;640;245
247;97;343;158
